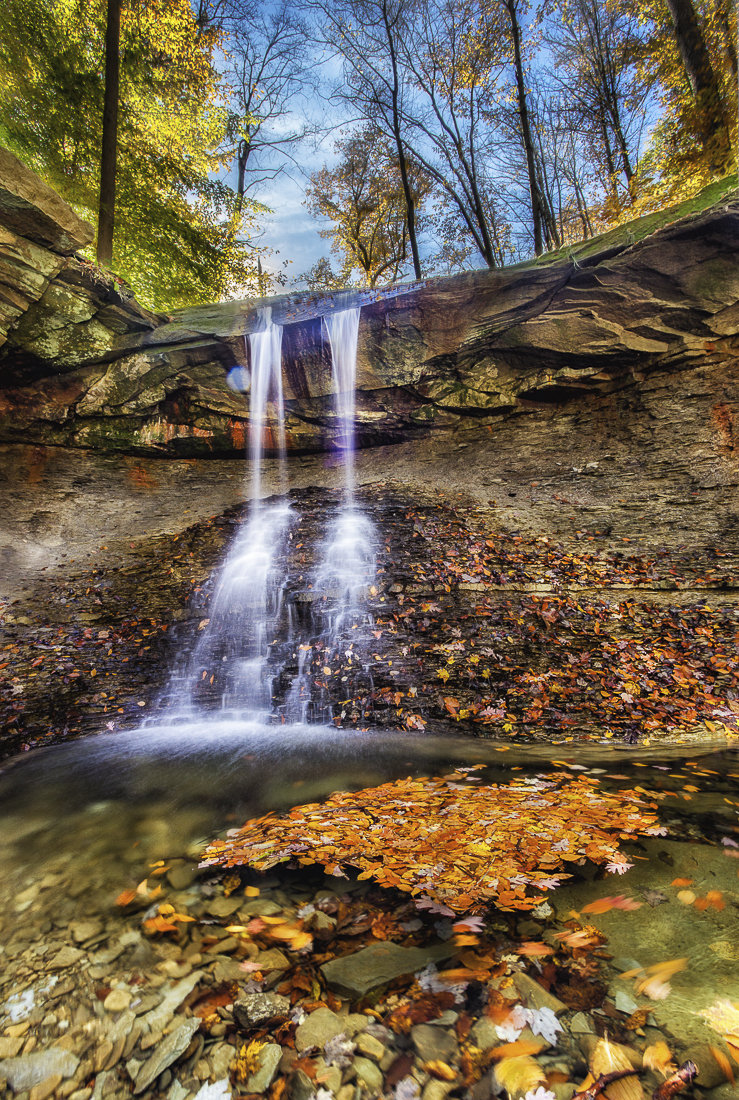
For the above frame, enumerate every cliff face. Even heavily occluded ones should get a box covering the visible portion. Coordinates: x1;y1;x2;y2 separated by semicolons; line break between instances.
0;154;737;461
0;153;738;758
0;151;737;593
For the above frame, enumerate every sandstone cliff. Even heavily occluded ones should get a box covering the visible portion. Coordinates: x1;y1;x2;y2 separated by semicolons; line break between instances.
0;150;737;463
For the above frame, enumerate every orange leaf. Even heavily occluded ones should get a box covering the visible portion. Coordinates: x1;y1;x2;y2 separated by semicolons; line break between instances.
517;942;555;957
424;1061;457;1082
491;1039;546;1061
709;1046;735;1085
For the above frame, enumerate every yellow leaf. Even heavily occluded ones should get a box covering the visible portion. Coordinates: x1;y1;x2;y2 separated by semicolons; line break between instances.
423;1062;457;1082
643;1041;675;1078
245;886;260;897
494;1056;546;1096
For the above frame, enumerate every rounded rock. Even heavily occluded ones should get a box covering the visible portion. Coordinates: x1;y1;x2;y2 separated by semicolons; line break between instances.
103;988;132;1013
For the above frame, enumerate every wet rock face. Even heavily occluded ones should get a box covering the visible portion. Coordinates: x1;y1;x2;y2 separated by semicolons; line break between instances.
0;152;737;460
2;484;737;761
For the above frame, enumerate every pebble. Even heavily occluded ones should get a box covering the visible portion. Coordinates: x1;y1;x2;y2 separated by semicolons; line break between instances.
313;1057;341;1094
422;1080;455;1100
356;1033;385;1062
103;989;132;1014
139;972;204;1035
166;865;198;891
469;1018;498;1051
291;1068;314;1100
205;897;241;918
133;1018;201;1095
232;993;290;1029
295;1008;346;1052
411;1024;457;1064
354;1056;384;1093
239;899;283;917
29;1074;62;1100
0;1038;24;1058
0;1049;80;1091
68;922;103;945
244;1043;281;1093
5;1024;31;1039
47;948;84;970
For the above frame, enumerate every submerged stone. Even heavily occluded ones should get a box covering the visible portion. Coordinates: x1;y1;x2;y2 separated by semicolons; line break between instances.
0;1050;79;1092
233;993;290;1029
133;1018;200;1094
244;1043;281;1093
320;942;456;999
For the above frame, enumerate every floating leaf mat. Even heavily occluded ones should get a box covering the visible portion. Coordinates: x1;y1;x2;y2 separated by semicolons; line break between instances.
202;770;663;912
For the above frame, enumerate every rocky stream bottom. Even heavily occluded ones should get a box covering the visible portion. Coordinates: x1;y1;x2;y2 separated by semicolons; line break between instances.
0;734;738;1100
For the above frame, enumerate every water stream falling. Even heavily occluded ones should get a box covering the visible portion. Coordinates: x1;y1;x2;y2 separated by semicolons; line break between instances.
168;308;294;722
288;310;377;722
161;304;375;729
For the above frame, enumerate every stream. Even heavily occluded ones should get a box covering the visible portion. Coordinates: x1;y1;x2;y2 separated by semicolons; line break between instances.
0;307;737;1100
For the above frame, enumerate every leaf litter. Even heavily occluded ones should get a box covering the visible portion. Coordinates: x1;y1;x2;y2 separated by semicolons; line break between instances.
201;768;661;913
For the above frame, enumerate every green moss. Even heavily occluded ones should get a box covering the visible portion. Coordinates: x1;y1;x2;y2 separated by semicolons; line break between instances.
505;174;738;274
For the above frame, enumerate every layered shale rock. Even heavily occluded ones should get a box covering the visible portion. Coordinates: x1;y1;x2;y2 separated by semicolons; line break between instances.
0;150;737;596
0;150;737;462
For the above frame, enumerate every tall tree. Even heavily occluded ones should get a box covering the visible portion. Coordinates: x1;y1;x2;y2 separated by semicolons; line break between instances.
96;0;121;267
311;0;424;278
632;0;736;205
503;0;545;255
305;125;430;286
0;0;264;308
662;0;731;167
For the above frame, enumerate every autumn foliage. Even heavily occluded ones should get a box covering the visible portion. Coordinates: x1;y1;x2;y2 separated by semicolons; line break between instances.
201;769;662;912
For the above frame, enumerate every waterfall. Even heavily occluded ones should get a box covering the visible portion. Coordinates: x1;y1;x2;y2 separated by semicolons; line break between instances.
293;308;376;721
171;308;294;721
325;308;361;503
248;307;286;504
159;304;376;730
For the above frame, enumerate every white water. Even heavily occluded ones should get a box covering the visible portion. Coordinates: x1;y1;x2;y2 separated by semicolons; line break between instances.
248;307;286;504
295;310;377;720
318;309;376;614
169;308;293;721
325;308;361;502
160;305;377;728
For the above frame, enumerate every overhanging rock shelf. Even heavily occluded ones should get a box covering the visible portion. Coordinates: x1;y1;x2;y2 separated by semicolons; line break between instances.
0;145;737;460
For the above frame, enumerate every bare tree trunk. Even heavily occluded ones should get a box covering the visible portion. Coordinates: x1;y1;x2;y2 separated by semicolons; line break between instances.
505;0;544;256
381;0;422;279
236;138;250;214
96;0;121;268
